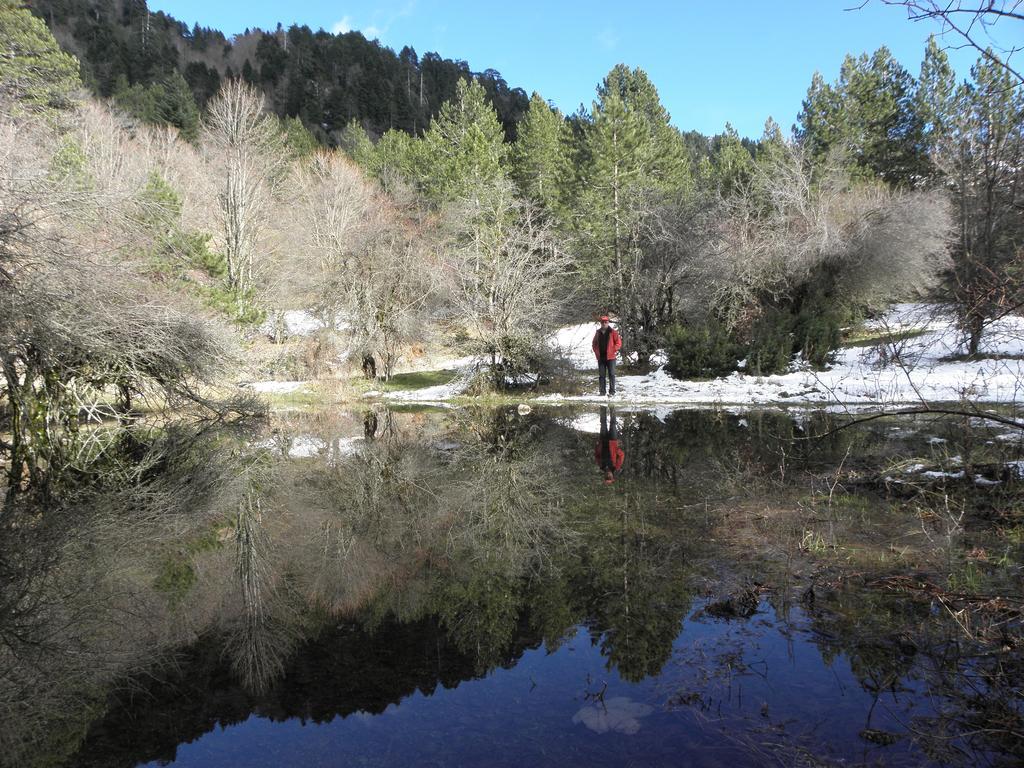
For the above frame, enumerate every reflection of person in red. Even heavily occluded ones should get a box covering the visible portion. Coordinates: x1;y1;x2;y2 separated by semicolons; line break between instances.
594;405;625;484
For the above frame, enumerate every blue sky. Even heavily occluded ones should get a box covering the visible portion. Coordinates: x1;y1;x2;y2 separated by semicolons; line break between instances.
151;0;992;138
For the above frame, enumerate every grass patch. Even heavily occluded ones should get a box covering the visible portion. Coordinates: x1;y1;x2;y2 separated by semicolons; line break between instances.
352;369;459;394
262;387;332;409
842;326;929;348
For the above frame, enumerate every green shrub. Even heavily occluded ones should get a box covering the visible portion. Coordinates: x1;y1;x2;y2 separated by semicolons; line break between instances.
665;317;744;379
795;301;844;368
195;283;265;326
747;307;794;375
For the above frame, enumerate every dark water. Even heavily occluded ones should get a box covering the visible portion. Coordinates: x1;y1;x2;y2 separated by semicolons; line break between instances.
2;406;1022;767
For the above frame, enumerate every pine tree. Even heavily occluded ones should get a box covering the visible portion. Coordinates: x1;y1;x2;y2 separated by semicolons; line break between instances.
281;115;319;158
796;71;843;170
372;128;420;191
577;88;647;287
756;117;787;166
915;35;957;178
943;52;1024;354
597;64;689;190
339;119;375;168
158;70;201;142
574;65;693;296
797;48;927;186
711;123;756;195
417;78;507;204
0;0;81;111
509;92;570;217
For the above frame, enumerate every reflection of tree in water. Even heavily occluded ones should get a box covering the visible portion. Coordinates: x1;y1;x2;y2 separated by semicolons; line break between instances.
8;406;1015;766
323;407;573;672
0;422;259;767
805;586;1024;762
570;493;697;683
624;409;858;493
224;473;297;694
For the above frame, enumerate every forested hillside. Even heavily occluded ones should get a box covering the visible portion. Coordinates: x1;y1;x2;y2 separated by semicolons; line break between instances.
26;0;530;142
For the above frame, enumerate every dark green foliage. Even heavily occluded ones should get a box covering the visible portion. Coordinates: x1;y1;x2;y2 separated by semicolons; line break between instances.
0;0;81;111
280;115;319;158
746;308;794;376
796;46;928;186
510;92;570;214
195;284;265;326
157;70;200;141
113;71;201;141
27;1;530;146
665;318;743;380
183;61;220;108
338;119;375;167
794;299;843;369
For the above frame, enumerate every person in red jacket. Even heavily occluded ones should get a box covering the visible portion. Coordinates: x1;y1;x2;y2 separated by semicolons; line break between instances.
594;406;625;484
592;315;622;396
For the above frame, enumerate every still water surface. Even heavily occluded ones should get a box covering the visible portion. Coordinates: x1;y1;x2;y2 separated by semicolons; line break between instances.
3;406;1022;767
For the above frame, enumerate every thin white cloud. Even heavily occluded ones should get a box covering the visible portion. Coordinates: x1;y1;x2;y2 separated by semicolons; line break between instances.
341;2;417;41
596;26;618;51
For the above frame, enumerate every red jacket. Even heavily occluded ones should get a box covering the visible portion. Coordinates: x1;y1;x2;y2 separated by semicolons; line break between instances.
592;327;622;362
594;440;625;471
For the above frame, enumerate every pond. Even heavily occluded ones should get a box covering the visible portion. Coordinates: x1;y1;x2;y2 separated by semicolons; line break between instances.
1;405;1022;767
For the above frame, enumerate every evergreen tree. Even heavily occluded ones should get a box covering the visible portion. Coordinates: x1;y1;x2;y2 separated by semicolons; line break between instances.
797;47;927;186
417;78;507;204
113;75;162;124
597;64;689;190
755;117;787;166
339;119;375;168
0;0;81;111
943;52;1024;354
577;88;648;286
509;92;570;217
280;115;319;158
915;35;957;178
372;128;420;191
711;123;756;195
574;65;693;299
796;71;843;170
158;70;200;142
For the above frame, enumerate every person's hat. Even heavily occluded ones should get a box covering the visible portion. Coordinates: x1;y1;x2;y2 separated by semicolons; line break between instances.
599;315;610;322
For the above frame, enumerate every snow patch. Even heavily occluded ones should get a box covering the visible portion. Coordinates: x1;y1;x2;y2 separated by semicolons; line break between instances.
242;380;307;394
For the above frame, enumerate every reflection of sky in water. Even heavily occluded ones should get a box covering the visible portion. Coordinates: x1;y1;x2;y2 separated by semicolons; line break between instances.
8;406;1011;768
142;600;930;768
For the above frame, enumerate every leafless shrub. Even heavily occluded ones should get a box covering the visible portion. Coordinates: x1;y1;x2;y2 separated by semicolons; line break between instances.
681;144;952;329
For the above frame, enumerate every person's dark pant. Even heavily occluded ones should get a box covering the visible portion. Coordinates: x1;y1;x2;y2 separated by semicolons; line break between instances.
598;359;616;395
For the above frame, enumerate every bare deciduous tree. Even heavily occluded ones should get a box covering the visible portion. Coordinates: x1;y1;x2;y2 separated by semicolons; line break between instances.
443;180;572;389
282;151;434;379
204;80;284;301
0;98;253;489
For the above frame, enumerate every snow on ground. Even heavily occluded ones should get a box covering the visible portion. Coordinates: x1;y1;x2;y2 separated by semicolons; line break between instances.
381;305;1024;407
563;412;602;434
259;310;350;338
377;372;470;405
242;380;308;394
551;324;600;369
